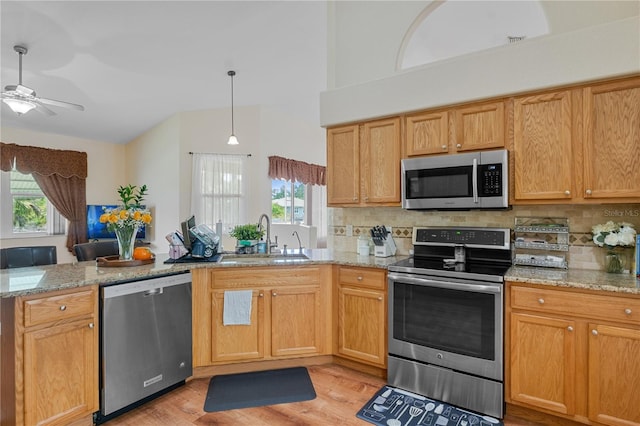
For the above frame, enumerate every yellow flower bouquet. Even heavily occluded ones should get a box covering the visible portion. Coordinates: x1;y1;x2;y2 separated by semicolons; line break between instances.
99;184;152;260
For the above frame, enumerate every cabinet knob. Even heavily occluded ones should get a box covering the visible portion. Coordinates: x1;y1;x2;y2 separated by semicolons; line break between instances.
567;326;573;332
456;143;462;149
592;329;598;336
88;323;94;329
364;196;369;202
357;276;363;281
564;190;570;196
625;308;632;315
259;293;264;297
442;145;447;150
353;196;358;201
59;305;67;311
586;189;592;195
378;296;383;301
272;292;277;297
538;298;545;304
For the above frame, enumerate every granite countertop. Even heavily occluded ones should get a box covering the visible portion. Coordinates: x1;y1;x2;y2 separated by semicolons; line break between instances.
505;265;640;294
0;249;406;298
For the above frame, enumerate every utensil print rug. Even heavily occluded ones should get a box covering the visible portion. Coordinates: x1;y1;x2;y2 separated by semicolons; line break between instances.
203;366;316;412
357;385;503;426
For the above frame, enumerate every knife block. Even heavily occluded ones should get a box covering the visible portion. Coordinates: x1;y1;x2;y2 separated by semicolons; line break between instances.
374;235;397;257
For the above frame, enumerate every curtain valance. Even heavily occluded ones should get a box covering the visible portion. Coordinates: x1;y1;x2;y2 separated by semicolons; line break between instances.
268;155;326;186
0;142;87;178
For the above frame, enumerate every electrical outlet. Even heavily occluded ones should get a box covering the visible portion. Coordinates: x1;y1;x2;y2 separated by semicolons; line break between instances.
346;224;353;237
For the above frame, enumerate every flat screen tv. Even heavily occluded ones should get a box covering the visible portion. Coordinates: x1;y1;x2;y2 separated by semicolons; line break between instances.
86;205;146;240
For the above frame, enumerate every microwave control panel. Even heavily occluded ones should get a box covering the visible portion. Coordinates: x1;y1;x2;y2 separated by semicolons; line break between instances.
478;163;502;196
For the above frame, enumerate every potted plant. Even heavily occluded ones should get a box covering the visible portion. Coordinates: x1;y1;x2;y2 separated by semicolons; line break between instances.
230;224;265;252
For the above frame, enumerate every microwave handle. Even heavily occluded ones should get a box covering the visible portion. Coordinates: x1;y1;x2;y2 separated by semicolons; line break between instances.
472;158;479;203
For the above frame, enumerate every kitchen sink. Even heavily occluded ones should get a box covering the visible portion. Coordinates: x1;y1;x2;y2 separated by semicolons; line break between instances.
218;253;310;264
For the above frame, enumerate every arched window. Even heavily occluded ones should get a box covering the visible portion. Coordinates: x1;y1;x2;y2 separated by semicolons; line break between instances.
399;1;549;70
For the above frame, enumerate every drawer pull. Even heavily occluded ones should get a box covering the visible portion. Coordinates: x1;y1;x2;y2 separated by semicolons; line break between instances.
357;276;363;281
567;326;573;332
538;298;545;305
625;308;632;315
59;305;67;311
88;323;94;329
592;329;598;336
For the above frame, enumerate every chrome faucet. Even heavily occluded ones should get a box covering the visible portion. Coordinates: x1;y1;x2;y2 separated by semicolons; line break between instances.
257;213;272;254
292;230;303;252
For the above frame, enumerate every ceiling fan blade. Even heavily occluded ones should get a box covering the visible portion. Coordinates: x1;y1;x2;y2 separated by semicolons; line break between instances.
38;96;85;111
34;102;56;116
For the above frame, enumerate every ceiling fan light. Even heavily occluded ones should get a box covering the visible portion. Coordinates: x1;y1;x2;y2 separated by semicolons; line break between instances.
227;134;239;145
3;98;36;115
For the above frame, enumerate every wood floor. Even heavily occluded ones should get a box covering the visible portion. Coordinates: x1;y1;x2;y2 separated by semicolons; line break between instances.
103;364;538;425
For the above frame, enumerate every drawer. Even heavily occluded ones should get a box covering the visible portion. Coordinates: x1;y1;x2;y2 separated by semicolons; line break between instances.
338;266;386;290
511;285;640;325
211;266;321;288
24;289;96;328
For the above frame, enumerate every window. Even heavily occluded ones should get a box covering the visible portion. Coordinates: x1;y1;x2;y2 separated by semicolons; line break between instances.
190;153;248;232
0;170;66;237
271;179;306;224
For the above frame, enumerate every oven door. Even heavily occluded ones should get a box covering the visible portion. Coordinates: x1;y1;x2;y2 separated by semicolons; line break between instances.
388;271;503;381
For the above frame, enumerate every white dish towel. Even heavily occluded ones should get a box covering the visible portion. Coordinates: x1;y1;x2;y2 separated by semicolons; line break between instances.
223;290;253;325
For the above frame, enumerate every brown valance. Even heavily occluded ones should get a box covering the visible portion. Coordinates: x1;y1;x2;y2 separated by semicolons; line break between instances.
268;155;326;186
0;142;87;178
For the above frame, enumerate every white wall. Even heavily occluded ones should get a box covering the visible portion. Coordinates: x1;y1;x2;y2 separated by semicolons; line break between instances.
0;126;125;263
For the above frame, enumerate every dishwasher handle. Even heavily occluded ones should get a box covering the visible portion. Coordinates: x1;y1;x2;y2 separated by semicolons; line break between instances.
144;287;163;296
103;272;191;299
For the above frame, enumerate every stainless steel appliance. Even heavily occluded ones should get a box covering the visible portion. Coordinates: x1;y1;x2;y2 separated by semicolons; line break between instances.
401;149;508;210
98;272;192;422
387;227;512;418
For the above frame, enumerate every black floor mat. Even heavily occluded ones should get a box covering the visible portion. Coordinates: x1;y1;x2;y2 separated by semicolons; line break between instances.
204;367;316;412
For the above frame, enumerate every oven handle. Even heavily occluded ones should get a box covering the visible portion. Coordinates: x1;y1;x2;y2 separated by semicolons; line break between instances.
388;272;501;294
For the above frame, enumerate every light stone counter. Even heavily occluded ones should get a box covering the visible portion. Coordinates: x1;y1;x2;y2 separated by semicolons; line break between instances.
0;249;407;298
506;265;640;294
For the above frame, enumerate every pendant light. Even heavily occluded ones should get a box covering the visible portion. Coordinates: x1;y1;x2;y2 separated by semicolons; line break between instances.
227;70;239;145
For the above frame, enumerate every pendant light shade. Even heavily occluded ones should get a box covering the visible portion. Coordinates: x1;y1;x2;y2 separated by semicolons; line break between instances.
227;70;239;145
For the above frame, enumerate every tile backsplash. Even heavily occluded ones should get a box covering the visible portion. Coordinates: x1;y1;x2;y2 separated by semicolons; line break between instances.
328;204;640;272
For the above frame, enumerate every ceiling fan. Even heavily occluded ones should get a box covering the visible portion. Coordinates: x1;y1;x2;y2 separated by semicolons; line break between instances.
1;45;85;116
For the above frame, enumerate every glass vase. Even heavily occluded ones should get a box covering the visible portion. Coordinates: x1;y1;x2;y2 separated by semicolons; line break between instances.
604;249;626;274
115;225;138;261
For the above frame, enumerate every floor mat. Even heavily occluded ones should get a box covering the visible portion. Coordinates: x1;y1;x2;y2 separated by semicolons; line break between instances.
357;385;503;426
203;366;316;412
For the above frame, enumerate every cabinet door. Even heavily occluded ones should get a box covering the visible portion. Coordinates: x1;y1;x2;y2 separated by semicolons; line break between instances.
512;91;575;201
23;319;98;426
337;286;386;367
405;111;449;156
327;125;360;205
211;289;265;362
510;312;576;416
583;77;640;200
362;118;401;204
588;323;640;426
271;285;322;357
452;100;505;152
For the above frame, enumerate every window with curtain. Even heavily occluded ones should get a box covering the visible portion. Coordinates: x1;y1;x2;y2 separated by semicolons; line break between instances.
190;153;248;233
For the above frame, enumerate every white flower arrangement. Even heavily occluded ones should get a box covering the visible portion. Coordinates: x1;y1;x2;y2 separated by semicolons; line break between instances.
592;221;637;248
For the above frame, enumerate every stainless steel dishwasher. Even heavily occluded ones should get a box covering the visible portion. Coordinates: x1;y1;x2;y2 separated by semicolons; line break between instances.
98;271;192;421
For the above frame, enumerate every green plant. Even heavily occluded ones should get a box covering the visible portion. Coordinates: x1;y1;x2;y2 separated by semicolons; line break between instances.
229;223;264;240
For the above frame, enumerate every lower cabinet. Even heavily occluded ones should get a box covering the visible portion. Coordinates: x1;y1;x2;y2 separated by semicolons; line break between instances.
193;266;331;367
335;266;387;368
507;283;640;426
1;286;99;426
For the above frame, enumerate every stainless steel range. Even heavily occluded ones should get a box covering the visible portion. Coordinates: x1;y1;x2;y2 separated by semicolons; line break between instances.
387;226;512;419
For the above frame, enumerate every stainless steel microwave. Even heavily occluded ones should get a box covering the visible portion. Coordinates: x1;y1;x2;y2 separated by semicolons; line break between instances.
401;149;508;210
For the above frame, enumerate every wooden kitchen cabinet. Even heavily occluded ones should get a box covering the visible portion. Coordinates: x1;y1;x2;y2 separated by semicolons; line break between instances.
327;118;401;206
511;90;576;202
507;283;640;426
451;100;505;152
193;266;331;367
334;266;387;368
405;110;449;156
582;76;640;201
1;286;99;426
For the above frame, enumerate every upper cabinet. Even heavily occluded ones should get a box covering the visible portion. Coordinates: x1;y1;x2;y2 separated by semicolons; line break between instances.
327;118;401;207
451;100;505;152
405;110;449;156
511;90;576;202
582;77;640;200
